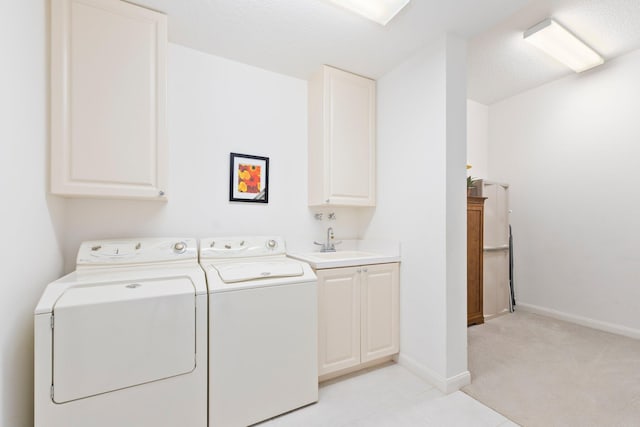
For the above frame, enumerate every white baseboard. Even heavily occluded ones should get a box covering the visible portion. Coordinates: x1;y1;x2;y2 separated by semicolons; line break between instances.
396;353;470;394
517;302;640;340
446;371;472;393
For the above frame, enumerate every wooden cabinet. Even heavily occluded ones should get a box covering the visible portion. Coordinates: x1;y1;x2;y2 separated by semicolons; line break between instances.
308;65;376;207
317;263;399;379
467;197;486;326
51;0;168;200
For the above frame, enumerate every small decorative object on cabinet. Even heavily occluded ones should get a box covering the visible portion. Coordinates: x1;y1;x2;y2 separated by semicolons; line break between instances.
316;263;399;381
308;65;376;207
467;197;486;326
467;176;478;197
466;164;478;196
51;0;168;200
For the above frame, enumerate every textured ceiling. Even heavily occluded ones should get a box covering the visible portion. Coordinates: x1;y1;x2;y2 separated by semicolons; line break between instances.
468;0;640;105
128;0;528;80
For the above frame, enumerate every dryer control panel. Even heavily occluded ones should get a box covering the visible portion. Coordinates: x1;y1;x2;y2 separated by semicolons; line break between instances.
77;238;198;266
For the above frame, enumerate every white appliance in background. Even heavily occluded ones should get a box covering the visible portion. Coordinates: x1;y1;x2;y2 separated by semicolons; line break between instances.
200;236;318;427
475;179;512;319
34;238;207;427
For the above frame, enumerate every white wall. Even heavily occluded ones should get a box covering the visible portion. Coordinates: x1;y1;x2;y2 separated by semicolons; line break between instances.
0;1;65;426
489;49;640;337
61;44;362;270
444;36;468;382
466;100;489;179
0;9;469;424
362;35;469;392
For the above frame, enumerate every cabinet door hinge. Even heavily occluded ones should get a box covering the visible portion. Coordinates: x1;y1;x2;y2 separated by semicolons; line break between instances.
50;384;54;400
50;315;54;329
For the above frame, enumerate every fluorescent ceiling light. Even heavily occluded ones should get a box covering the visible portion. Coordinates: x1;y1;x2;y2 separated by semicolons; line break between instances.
524;18;604;72
324;0;410;26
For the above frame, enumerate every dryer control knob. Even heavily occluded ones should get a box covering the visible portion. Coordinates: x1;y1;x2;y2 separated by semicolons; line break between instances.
173;242;187;253
266;239;277;249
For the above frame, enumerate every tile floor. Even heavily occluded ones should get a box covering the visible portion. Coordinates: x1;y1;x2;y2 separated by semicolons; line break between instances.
260;363;518;426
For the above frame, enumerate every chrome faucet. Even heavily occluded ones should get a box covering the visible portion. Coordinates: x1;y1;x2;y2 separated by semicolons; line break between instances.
314;227;342;252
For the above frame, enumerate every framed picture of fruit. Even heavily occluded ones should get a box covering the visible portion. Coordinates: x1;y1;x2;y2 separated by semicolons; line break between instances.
229;153;269;203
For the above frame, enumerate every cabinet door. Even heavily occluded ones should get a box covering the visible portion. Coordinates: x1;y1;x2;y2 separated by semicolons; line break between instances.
51;0;167;199
309;66;376;207
361;263;399;363
316;267;361;376
324;66;376;206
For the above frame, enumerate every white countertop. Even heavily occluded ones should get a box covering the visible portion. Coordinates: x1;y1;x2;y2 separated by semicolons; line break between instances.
287;240;400;269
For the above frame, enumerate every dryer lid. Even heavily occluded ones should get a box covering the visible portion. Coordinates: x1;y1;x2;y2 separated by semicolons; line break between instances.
53;277;195;308
52;278;196;403
213;260;304;283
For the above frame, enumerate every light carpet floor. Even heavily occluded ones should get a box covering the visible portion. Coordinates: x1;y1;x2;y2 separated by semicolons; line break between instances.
463;311;640;427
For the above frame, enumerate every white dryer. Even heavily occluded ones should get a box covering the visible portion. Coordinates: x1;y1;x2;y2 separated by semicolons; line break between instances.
34;238;207;427
200;236;318;427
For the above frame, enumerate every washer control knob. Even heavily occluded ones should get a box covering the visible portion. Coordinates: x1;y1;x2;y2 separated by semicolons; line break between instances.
266;239;277;249
173;242;187;253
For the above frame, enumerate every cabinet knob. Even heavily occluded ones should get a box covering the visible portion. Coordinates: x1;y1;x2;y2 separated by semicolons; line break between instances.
363;268;368;273
325;199;330;203
158;190;165;197
357;269;362;273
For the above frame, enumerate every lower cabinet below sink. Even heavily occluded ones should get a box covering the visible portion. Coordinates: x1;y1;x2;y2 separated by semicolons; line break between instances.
316;262;399;381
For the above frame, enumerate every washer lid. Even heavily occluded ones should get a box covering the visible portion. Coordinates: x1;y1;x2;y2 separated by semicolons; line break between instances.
214;260;304;283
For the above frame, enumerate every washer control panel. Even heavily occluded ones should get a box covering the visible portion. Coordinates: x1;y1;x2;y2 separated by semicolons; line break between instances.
200;236;286;259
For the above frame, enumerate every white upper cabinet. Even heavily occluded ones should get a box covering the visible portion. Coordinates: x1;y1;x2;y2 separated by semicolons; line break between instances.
308;66;376;207
51;0;168;200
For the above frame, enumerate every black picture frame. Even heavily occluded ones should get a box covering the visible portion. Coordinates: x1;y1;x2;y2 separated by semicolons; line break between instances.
229;153;269;203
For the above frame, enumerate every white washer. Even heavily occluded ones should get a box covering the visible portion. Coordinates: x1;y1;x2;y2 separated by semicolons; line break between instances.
200;236;318;427
34;238;207;427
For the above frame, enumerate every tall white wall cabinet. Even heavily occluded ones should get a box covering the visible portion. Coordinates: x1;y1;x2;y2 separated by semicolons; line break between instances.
476;180;511;320
51;0;168;200
308;66;376;207
316;263;399;381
